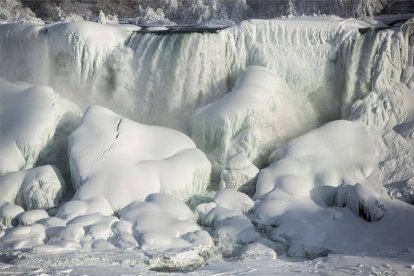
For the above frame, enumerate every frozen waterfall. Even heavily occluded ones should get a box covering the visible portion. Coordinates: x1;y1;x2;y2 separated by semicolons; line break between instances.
0;18;410;134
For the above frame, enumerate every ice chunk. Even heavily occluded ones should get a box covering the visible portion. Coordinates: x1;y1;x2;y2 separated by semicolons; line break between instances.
146;193;195;221
0;223;45;250
333;183;384;222
0;202;24;229
220;152;259;194
0;78;81;177
69;106;211;210
240;242;277;260
19;209;49;226
193;66;318;183
147;247;206;271
119;194;213;252
110;220;138;250
0;165;65;210
55;197;113;222
214;189;254;214
349;85;414;130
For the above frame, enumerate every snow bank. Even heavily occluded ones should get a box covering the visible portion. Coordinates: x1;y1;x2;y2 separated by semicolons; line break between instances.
0;77;81;178
0;165;66;211
69;106;211;210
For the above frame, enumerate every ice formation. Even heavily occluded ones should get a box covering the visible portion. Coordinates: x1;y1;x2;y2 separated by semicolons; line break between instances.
0;77;81;178
0;18;393;132
0;192;213;270
214;189;254;214
69;105;211;210
256;120;381;199
0;202;23;229
193;66;318;184
0;14;413;272
0;165;66;211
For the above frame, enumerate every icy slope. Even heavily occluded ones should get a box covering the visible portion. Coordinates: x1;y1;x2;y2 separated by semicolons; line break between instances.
0;77;81;177
69;106;211;210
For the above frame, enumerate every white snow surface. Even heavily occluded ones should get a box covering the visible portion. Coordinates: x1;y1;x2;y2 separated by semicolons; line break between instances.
69;105;211;210
0;77;81;178
0;165;66;211
256;120;381;199
193;66;318;183
0;16;413;274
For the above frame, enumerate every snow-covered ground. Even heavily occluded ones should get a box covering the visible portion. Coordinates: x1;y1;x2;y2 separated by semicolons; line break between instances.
0;13;413;275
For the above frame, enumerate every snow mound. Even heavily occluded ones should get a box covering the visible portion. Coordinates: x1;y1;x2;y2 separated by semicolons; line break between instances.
251;120;392;256
193;66;318;183
69;105;211;210
120;194;213;251
146;193;194;221
197;190;261;253
220;151;259;194
256;120;381;199
240;242;277;260
0;165;66;210
349;85;414;130
55;197;113;221
0;78;81;178
214;189;254;214
19;209;49;226
0;202;23;229
0;223;45;250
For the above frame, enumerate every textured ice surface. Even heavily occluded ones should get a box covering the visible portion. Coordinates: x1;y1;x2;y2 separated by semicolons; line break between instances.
0;165;66;211
0;202;23;229
0;18;389;132
193;66;317;183
0;77;81;178
69;105;211;210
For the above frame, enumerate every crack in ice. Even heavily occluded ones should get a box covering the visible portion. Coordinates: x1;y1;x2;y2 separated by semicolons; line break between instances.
93;117;123;167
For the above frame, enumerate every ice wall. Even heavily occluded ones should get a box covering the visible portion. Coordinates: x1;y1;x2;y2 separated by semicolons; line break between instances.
0;18;411;134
